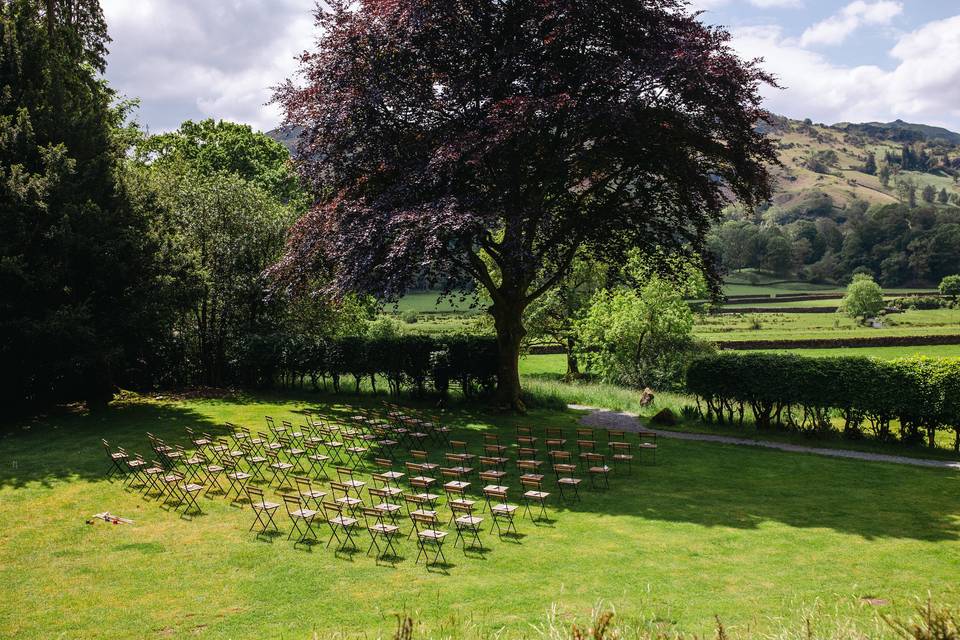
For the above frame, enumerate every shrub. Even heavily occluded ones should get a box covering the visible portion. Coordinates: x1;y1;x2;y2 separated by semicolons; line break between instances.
892;296;944;310
233;332;497;399
686;352;960;449
940;275;960;301
839;274;885;323
401;309;419;324
576;280;701;390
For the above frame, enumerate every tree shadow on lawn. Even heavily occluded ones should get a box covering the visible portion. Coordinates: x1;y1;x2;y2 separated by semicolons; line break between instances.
2;391;959;543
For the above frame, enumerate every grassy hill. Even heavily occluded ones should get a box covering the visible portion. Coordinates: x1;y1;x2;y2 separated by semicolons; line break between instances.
761;116;960;214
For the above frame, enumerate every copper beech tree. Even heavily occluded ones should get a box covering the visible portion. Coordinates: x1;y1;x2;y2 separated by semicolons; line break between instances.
271;0;777;410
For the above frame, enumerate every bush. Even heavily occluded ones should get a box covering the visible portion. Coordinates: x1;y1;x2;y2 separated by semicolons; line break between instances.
234;332;497;399
892;296;944;310
401;309;419;324
576;280;703;390
839;274;885;323
686;352;960;449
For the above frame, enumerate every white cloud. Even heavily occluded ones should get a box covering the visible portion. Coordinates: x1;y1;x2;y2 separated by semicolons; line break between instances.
749;0;803;8
101;0;314;132
733;15;960;129
800;1;903;47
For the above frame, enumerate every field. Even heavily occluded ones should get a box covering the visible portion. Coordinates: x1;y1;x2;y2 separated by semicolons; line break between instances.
2;393;960;639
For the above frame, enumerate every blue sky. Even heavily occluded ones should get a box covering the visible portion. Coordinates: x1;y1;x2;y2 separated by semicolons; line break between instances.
102;1;960;133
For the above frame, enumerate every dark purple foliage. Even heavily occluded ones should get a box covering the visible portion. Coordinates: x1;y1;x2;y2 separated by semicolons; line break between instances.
271;0;777;408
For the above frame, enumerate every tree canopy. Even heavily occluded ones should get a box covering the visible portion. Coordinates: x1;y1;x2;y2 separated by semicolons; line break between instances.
272;0;777;409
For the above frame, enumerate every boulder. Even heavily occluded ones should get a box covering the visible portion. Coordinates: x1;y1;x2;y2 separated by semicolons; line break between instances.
651;407;677;426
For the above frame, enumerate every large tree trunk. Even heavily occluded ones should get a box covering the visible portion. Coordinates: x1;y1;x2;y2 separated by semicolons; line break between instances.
492;300;526;412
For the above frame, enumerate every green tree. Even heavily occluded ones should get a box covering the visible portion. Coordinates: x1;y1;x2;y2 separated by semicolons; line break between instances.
576;279;705;389
138;119;306;208
861;151;877;175
921;184;936;204
838;274;885;324
0;0;166;408
940;275;960;302
896;177;918;207
878;164;892;188
150;170;293;384
523;257;606;377
938;188;950;205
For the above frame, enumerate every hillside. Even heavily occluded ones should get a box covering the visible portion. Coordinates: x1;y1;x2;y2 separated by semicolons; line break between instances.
759;115;960;217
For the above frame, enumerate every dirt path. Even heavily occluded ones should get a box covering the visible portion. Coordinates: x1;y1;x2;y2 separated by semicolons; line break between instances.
569;404;960;471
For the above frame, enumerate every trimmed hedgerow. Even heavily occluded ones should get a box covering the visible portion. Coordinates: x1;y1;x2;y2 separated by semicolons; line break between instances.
686;353;960;450
234;333;497;398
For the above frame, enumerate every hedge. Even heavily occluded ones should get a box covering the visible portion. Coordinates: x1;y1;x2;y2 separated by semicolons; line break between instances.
714;334;960;350
234;333;498;398
686;352;960;450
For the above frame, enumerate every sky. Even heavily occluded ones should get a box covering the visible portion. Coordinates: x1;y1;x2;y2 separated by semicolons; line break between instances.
101;0;960;134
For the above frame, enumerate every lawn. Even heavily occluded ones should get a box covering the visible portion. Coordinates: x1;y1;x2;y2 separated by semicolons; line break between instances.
2;393;959;639
695;307;960;342
752;344;960;359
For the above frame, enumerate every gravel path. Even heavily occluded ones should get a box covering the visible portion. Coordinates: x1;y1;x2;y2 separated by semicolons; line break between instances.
569;404;960;471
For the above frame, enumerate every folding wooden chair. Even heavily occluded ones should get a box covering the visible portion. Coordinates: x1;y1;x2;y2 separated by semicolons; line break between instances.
576;428;595;441
282;493;319;547
368;486;403;524
362;507;401;562
517;459;544;484
450;501;484;552
279;435;306;472
176;477;204;517
247;487;279;536
638;433;658;465
102;440;129;480
577;439;597;471
202;455;225;497
516;426;537;446
442;454;474;480
478;455;508;485
321;428;345;464
265;449;294;488
159;470;185;507
142;459;166;498
545;427;567;449
553;463;582;502
410;450;439;474
482;433;506;456
441;469;474;511
223;459;252;503
186;427;211;451
448;440;475;465
373;458;405;486
488;491;519;537
123;454;148;490
322;501;359;553
412;512;448;567
303;440;331;478
294;476;327;510
482;484;509;514
609;441;634;474
240;442;268;483
334;466;365;494
520;476;550;522
585;453;611;489
330;480;363;514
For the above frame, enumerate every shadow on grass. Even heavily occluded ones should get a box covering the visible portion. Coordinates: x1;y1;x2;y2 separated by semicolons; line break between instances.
2;388;959;544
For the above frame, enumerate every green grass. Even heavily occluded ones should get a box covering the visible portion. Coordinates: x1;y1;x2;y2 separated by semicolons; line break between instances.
4;392;960;639
751;344;960;359
391;291;480;314
696;307;960;342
